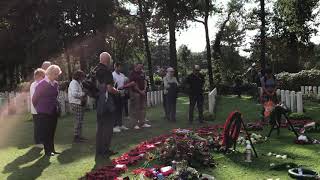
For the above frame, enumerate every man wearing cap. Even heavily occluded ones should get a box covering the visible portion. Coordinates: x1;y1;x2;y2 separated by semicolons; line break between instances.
185;65;205;124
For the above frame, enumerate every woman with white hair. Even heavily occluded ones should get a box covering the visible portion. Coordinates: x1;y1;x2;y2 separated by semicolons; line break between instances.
163;67;179;122
32;65;62;156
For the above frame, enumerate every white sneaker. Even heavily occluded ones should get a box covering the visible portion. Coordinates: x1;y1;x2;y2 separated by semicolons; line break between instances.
113;126;121;133
145;119;150;122
141;123;151;128
134;125;141;130
120;125;129;130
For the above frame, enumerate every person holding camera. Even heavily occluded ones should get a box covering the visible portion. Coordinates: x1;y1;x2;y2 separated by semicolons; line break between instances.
68;70;87;143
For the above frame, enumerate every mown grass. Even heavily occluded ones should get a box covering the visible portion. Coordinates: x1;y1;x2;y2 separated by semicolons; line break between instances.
0;95;319;180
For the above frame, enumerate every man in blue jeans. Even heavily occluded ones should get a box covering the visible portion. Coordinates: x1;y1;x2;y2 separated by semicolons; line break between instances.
185;65;205;124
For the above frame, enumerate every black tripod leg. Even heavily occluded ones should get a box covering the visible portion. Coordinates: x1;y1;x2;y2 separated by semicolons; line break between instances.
241;119;258;158
283;113;299;138
268;125;275;137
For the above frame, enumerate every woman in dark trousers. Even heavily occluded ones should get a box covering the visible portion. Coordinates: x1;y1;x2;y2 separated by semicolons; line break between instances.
163;67;179;122
33;65;62;156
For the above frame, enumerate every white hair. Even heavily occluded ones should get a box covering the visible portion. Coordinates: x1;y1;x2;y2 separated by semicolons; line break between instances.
46;65;62;78
167;67;174;72
41;61;52;70
99;52;112;65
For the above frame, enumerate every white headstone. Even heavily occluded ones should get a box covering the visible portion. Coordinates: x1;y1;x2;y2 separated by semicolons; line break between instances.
290;91;296;112
208;90;214;113
318;86;320;95
151;91;155;106
285;90;290;108
305;86;309;94
313;86;317;95
281;90;285;103
147;92;151;107
297;92;303;113
301;86;304;94
276;89;281;97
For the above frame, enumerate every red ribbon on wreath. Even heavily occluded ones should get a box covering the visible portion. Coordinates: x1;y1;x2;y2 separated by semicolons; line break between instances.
222;111;242;146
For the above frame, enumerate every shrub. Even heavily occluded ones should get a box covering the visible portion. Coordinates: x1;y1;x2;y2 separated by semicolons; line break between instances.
276;69;320;91
153;74;163;86
288;112;312;120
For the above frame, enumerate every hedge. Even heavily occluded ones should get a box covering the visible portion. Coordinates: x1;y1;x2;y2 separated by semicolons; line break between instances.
276;69;320;91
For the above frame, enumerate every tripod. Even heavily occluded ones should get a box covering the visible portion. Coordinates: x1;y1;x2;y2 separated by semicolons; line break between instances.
267;105;299;138
223;112;258;158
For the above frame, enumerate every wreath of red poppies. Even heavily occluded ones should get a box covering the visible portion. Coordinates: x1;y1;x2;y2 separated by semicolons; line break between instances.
222;111;242;147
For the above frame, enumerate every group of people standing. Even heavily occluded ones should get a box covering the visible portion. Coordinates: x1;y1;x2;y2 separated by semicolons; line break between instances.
29;51;207;158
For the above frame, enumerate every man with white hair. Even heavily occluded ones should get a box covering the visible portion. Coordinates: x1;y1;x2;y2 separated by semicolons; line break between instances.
41;61;52;70
95;52;119;157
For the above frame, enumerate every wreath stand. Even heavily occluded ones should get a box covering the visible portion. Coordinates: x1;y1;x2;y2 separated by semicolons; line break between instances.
267;105;299;138
222;111;258;158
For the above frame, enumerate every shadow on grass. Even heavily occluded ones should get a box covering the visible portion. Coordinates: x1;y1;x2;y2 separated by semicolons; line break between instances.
2;147;42;173
6;155;50;180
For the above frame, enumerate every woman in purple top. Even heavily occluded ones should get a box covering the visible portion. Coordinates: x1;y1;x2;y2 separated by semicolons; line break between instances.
32;65;62;156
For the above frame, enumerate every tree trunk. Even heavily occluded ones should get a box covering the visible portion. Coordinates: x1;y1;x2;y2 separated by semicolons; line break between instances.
80;45;88;72
65;50;72;81
287;33;299;72
167;1;178;79
204;0;214;90
138;0;155;90
260;0;266;72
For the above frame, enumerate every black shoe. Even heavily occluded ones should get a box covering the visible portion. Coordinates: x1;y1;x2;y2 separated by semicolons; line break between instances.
53;151;61;155
199;121;206;124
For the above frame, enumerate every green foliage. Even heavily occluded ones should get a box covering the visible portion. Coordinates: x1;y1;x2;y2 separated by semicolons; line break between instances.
288;113;312;120
153;74;163;85
276;69;320;91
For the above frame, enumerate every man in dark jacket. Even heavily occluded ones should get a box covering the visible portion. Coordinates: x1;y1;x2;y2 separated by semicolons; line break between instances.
95;52;119;158
185;65;205;124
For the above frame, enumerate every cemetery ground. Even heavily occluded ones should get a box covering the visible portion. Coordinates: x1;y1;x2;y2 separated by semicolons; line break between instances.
0;96;319;180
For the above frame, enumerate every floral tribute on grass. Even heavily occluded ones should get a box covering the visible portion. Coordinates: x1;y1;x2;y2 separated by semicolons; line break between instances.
85;118;318;179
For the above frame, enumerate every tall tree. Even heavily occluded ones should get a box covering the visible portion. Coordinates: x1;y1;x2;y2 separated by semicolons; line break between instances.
153;0;190;79
166;0;179;77
137;0;155;90
272;0;319;72
189;0;216;90
260;0;266;72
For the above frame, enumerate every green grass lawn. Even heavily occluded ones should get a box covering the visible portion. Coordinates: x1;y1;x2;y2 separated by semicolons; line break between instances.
0;96;319;180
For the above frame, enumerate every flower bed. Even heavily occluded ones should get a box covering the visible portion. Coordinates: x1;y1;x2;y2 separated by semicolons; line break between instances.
85;119;317;179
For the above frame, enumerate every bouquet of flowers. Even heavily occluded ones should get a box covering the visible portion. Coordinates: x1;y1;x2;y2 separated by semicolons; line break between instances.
237;133;268;145
168;160;200;180
158;130;216;168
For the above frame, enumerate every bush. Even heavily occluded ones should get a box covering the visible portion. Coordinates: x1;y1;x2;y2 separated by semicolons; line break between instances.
276;69;320;91
153;74;163;86
288;113;312;120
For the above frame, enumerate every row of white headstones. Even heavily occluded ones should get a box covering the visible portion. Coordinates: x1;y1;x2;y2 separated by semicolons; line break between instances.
0;90;165;116
0;86;317;116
